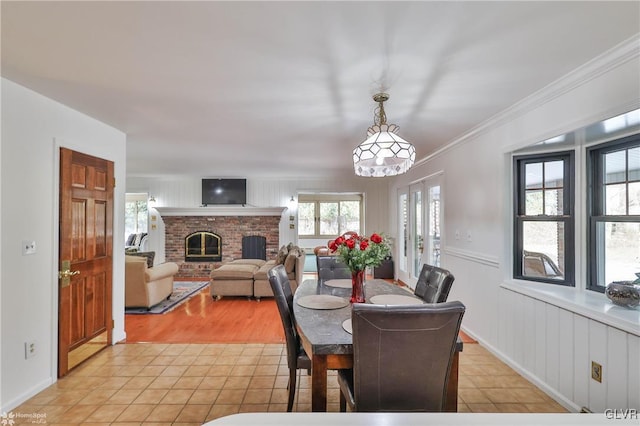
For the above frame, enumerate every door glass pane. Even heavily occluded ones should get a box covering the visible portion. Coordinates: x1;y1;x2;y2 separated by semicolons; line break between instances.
604;150;626;184
596;221;640;285
522;221;565;280
339;201;360;234
605;183;627;215
413;190;423;277
399;193;408;273
298;202;315;235
428;185;441;267
319;202;338;235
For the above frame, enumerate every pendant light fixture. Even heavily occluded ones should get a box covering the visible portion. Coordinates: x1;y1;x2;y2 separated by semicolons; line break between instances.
353;93;416;177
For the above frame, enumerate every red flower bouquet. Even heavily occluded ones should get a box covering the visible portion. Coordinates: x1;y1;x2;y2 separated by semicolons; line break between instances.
329;232;390;302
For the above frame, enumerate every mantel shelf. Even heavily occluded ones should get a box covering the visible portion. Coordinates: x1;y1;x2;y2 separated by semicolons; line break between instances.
154;206;286;217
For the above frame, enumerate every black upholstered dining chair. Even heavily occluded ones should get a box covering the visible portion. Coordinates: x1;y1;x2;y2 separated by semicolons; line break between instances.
267;264;311;411
414;264;455;303
316;255;352;281
338;301;466;412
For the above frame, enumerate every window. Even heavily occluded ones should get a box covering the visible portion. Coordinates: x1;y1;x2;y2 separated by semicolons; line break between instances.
587;135;640;292
298;194;362;238
514;152;574;285
125;193;148;239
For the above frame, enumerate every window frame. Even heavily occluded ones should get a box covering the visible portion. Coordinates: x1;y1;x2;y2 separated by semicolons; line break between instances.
513;151;575;286
586;134;640;292
297;193;363;239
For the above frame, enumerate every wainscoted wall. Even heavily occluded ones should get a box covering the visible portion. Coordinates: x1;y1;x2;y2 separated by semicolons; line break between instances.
163;215;281;278
444;250;640;412
497;288;639;412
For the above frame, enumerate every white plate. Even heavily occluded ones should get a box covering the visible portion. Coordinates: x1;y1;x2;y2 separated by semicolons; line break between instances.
296;295;350;310
342;319;352;334
324;279;352;288
369;294;424;306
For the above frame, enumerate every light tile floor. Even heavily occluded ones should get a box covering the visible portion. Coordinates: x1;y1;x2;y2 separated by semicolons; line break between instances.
10;342;566;425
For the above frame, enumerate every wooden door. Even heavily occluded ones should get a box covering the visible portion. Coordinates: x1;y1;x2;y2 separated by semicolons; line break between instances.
58;148;114;377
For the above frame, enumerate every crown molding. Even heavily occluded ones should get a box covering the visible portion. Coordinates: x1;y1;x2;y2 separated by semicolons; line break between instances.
415;34;640;166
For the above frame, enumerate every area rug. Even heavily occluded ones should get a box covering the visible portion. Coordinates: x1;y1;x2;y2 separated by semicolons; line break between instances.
125;281;209;314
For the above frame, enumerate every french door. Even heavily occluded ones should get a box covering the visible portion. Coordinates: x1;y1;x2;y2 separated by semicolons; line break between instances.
397;175;442;288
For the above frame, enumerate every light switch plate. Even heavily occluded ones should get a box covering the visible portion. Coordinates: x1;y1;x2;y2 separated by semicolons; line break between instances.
22;240;36;255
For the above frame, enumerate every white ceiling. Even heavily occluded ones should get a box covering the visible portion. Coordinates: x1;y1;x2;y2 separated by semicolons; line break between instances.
2;1;639;179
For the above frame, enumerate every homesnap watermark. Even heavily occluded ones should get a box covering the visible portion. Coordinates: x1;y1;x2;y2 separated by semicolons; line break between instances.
604;408;638;420
1;411;47;424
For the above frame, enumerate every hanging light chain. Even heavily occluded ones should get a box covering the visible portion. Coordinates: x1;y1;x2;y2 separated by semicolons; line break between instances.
372;93;389;126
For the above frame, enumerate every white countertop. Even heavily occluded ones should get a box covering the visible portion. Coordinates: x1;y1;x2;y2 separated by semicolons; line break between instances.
502;280;640;336
203;412;638;425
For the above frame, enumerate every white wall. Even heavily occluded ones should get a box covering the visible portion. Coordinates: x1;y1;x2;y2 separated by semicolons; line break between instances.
389;37;640;411
0;79;127;412
126;176;389;263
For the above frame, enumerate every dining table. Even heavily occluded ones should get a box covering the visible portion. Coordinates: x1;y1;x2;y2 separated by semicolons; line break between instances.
293;278;463;412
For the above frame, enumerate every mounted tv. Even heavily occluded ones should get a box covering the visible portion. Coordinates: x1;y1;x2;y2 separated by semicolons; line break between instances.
202;178;247;206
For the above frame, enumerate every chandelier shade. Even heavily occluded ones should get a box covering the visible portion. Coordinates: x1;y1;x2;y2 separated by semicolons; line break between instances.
353;93;416;177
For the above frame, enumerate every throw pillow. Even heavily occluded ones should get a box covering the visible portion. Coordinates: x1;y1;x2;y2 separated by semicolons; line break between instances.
276;245;288;264
125;233;136;246
128;251;155;269
284;248;300;273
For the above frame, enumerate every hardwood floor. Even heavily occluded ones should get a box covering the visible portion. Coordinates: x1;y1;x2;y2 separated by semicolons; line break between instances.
125;286;285;344
125;281;476;344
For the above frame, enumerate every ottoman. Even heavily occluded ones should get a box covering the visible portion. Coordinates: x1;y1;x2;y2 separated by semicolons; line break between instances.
209;259;265;300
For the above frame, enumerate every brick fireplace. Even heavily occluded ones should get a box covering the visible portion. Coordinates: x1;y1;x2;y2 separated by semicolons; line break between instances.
162;213;281;279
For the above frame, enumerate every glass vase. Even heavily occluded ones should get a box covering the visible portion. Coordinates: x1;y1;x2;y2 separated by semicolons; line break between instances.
351;269;366;303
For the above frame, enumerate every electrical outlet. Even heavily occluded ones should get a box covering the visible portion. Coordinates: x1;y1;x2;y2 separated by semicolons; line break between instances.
466;231;472;242
591;361;602;383
25;341;36;359
454;230;460;240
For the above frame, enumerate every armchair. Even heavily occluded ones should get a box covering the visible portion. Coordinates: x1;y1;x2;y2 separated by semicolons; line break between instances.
125;255;179;309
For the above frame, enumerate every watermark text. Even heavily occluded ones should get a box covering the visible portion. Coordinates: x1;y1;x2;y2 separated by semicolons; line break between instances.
605;408;638;420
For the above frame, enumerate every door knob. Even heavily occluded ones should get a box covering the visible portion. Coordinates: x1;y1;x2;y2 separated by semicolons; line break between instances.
58;270;80;279
59;260;80;287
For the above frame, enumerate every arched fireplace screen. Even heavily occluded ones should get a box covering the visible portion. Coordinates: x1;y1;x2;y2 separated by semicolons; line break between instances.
185;231;222;262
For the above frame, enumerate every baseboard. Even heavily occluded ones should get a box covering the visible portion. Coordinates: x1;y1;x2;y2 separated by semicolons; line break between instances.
1;377;53;413
460;326;582;413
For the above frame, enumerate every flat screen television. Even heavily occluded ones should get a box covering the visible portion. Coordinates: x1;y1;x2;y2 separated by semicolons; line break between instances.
202;178;247;206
